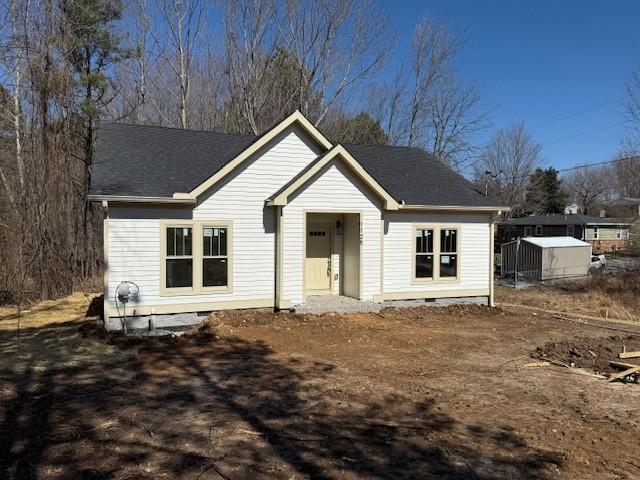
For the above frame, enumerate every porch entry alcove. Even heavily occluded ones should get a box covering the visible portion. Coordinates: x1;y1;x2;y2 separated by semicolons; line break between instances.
304;212;360;299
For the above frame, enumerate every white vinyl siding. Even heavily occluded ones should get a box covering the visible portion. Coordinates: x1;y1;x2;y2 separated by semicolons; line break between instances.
383;212;491;295
281;161;383;304
106;126;321;312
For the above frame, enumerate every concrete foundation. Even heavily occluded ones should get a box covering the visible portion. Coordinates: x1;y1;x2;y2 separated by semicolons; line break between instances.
105;312;203;332
383;296;490;308
293;294;489;314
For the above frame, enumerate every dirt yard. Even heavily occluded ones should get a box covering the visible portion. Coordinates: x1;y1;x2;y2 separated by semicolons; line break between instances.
496;272;640;323
3;293;640;479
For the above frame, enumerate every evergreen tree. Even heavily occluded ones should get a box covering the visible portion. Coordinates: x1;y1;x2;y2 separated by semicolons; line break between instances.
60;0;126;202
524;167;568;214
325;111;389;145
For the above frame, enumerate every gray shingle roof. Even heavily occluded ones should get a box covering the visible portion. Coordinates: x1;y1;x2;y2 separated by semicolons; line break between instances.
91;123;254;197
90;122;501;208
503;214;630;226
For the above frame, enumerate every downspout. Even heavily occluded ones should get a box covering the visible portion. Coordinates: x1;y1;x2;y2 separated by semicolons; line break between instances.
489;212;499;307
102;200;109;323
273;206;280;311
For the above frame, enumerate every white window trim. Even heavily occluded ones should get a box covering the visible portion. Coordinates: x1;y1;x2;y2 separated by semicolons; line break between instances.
160;220;233;296
412;223;461;285
592;226;599;239
535;225;543;236
523;226;532;237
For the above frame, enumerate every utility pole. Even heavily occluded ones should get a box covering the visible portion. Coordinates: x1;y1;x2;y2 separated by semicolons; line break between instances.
484;170;501;196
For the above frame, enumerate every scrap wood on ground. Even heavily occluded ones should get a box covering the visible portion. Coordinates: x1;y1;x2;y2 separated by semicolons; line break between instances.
533;335;640;383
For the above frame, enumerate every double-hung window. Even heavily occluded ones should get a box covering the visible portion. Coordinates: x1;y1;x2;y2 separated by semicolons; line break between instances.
439;229;458;278
166;226;193;288
414;226;459;282
415;229;434;279
162;221;232;294
202;226;228;288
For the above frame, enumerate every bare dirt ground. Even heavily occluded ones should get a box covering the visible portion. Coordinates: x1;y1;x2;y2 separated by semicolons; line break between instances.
3;293;640;479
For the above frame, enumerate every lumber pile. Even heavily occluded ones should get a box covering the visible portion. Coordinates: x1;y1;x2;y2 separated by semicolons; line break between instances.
609;347;640;383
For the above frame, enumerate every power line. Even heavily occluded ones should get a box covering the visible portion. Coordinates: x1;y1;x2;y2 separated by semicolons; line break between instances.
555;154;640;174
531;97;625;129
488;154;640;182
545;121;626;145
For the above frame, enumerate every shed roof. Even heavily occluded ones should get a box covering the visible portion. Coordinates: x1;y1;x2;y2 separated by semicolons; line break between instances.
523;236;591;248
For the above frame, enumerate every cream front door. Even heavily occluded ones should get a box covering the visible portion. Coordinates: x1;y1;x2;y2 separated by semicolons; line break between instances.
305;226;331;293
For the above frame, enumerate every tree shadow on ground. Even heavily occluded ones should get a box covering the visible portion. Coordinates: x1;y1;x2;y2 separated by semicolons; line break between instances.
0;325;564;479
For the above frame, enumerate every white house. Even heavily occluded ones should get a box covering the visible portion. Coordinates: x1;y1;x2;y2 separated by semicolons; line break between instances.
89;111;506;330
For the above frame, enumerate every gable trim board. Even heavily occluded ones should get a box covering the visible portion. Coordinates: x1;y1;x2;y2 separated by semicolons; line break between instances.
266;145;400;210
94;111;504;325
187;111;333;199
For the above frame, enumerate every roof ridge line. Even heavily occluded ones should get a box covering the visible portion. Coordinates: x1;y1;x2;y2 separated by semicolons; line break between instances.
101;121;258;138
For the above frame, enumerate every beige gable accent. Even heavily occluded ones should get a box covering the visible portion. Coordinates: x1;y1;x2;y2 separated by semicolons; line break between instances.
266;145;400;211
186;111;333;199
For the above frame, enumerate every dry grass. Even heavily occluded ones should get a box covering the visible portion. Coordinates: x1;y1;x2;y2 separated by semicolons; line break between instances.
0;292;135;375
496;272;640;322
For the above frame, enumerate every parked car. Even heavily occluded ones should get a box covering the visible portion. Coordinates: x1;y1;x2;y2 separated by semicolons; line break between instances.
590;254;606;272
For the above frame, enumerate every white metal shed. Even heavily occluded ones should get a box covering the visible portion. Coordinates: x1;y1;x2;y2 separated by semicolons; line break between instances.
501;236;592;281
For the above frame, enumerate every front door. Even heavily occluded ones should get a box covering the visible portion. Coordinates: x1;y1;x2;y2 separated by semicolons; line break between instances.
305;226;331;293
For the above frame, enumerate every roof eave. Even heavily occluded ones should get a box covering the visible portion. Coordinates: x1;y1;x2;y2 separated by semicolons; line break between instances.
399;204;509;212
88;194;196;205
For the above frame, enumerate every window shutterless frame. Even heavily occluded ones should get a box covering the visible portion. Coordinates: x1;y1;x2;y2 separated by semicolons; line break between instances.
411;223;461;285
414;228;434;280
160;220;233;296
200;222;233;293
160;222;196;295
439;228;458;279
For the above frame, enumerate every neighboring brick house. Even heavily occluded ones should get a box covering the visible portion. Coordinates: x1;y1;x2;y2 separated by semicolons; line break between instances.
498;214;632;254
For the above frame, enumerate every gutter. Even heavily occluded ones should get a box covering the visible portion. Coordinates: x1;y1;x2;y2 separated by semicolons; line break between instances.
399;204;508;212
88;194;196;205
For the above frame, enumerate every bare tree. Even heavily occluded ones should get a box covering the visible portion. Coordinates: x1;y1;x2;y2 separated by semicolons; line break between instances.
281;0;393;126
394;16;489;169
152;0;206;128
475;122;542;217
611;140;640;198
222;0;279;134
0;0;28;211
405;17;459;147
366;70;405;145
628;69;640;138
565;166;610;215
427;79;489;170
